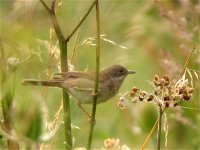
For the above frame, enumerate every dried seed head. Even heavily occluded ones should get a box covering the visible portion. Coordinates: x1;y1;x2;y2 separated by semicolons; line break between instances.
117;101;126;109
139;91;147;97
147;94;154;101
163;96;170;101
132;87;140;93
119;97;125;102
173;102;179;107
129;92;136;97
139;96;144;101
160;78;165;85
178;88;184;94
164;81;170;86
182;95;191;101
163;75;170;82
154;75;159;81
165;101;170;108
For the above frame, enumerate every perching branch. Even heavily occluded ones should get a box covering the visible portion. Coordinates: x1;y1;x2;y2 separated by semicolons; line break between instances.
87;0;100;149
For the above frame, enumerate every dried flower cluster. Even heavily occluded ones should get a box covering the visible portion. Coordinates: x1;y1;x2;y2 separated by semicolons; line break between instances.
117;97;126;109
103;138;130;150
74;138;130;150
127;74;194;108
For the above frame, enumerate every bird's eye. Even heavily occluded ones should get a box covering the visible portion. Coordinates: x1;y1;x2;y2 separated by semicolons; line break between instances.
119;69;123;73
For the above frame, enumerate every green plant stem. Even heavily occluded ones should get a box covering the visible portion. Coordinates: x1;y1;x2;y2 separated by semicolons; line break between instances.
39;0;72;149
66;0;97;42
157;107;163;150
87;0;100;149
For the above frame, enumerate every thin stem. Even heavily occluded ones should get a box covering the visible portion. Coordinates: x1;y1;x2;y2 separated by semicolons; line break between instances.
157;107;163;150
87;0;100;149
181;45;196;77
140;107;166;150
70;27;80;64
40;0;51;12
140;118;159;150
66;0;97;42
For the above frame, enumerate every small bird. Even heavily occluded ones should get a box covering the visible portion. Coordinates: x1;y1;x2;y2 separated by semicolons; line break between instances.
22;65;135;105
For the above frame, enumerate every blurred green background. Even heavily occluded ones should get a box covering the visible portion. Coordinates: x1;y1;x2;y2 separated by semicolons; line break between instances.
0;0;200;149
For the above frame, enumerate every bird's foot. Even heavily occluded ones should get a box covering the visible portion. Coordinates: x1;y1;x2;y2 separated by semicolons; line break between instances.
88;117;96;125
92;89;100;96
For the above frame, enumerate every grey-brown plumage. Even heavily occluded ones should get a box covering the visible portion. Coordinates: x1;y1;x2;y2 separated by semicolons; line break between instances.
22;65;135;104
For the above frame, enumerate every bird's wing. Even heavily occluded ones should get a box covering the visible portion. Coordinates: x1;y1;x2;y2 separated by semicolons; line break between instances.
64;78;95;91
53;71;105;81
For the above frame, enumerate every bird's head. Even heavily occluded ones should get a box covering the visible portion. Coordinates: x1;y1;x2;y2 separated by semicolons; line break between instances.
102;65;135;81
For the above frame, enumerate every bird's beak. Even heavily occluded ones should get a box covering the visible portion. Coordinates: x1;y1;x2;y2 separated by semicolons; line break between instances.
128;70;136;74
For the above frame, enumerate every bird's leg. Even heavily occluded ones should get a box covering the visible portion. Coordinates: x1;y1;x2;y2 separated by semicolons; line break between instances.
92;89;100;96
76;102;92;118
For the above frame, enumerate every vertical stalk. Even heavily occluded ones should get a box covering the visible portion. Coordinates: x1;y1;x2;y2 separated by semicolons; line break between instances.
87;0;100;149
157;107;163;150
60;41;72;149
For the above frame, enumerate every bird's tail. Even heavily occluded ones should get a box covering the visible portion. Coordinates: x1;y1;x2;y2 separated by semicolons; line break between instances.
21;79;61;87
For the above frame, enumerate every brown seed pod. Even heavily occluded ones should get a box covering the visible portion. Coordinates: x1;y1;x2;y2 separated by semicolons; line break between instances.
163;96;170;101
147;95;154;101
154;75;159;81
129;92;136;97
173;102;179;107
139;96;144;101
164;81;170;86
139;91;147;97
119;97;125;102
159;78;165;86
132;87;139;93
178;88;184;94
165;101;169;107
182;95;191;101
117;101;126;109
163;75;170;82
